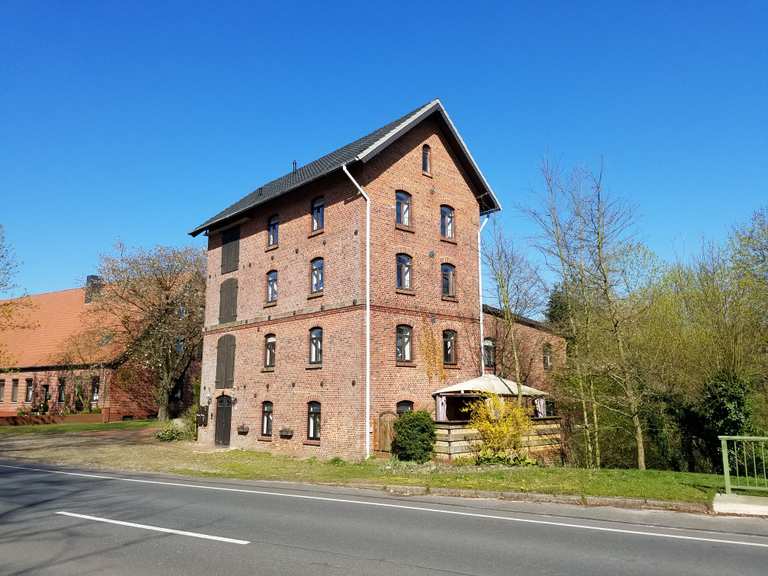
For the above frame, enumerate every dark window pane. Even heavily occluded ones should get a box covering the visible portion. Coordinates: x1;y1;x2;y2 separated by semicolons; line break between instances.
443;330;457;364
308;401;321;440
396;254;412;289
267;271;278;302
441;264;455;297
395;191;411;226
268;216;279;246
312;198;325;231
440;205;454;239
262;402;273;436
396;325;412;362
309;328;323;364
311;258;324;293
422;145;431;174
397;400;414;415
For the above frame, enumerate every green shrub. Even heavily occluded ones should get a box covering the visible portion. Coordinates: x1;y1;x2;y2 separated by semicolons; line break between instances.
155;422;186;442
392;410;436;463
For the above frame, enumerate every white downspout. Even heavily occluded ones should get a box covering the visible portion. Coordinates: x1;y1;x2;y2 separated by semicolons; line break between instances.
478;215;490;374
342;164;372;459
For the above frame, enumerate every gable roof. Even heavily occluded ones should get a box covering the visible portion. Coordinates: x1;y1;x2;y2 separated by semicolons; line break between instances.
189;99;501;236
0;288;117;370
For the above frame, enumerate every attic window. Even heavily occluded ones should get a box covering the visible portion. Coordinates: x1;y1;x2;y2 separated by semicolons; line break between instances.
422;144;431;175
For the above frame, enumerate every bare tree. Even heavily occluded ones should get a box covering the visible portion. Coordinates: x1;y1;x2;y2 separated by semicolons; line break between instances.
484;221;546;405
85;243;206;420
0;225;33;366
526;161;657;469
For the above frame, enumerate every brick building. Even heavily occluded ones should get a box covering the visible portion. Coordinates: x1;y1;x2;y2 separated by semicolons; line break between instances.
191;99;563;459
0;277;181;422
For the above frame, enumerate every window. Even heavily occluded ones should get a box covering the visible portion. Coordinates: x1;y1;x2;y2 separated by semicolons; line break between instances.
215;334;236;388
309;327;323;365
267;215;279;247
310;258;324;293
395;191;411;226
266;270;278;303
219;278;238;323
396;400;414;416
57;378;66;403
0;380;4;402
264;334;276;368
443;330;457;365
311;197;325;232
91;377;100;402
440;205;454;239
441;263;455;297
11;379;18;402
483;338;496;368
396;325;413;362
262;401;273;436
396;253;412;290
543;343;553;371
42;384;50;401
220;226;240;274
25;379;34;403
422;144;431;174
307;401;321;440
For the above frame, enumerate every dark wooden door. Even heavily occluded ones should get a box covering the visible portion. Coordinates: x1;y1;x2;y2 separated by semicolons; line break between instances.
215;396;232;446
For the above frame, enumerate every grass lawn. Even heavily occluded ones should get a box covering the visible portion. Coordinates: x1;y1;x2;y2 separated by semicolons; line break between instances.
0;419;159;435
0;425;724;505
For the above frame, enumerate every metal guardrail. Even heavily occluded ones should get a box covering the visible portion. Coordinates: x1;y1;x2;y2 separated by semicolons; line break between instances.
719;436;768;494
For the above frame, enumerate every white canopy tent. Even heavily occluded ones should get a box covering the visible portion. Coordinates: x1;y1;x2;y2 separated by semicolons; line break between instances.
432;374;549;421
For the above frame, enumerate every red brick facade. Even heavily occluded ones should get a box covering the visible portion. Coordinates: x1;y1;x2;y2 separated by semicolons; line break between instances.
196;108;562;459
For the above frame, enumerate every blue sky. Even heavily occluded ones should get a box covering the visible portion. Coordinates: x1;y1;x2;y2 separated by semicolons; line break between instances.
1;1;766;295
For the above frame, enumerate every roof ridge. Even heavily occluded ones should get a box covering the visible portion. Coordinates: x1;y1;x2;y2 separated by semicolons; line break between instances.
190;98;499;236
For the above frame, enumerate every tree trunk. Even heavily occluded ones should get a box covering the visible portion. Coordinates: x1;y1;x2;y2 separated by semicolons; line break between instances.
157;404;168;421
632;411;646;470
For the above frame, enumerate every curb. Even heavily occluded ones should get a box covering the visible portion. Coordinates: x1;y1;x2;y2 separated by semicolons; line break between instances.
340;482;711;515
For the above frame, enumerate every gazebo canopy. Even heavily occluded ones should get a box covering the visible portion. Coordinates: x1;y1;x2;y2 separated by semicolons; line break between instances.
432;374;548;397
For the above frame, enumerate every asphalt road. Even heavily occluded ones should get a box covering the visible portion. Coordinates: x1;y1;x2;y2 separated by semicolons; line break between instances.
1;459;767;575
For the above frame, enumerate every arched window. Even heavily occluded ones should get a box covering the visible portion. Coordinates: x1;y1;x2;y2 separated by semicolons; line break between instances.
396;325;413;362
218;278;238;324
215;334;236;388
395;190;411;226
261;401;273;436
309;327;323;365
396;253;412;289
307;401;321;440
422;144;431;174
440;205;454;239
311;197;325;232
441;263;456;297
311;257;324;293
543;343;553;371
264;334;276;368
483;338;496;368
267;215;279;246
396;400;414;416
266;270;278;303
443;330;457;365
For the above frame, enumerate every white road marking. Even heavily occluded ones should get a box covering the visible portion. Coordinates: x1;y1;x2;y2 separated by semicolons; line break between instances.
55;511;250;545
3;463;767;549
